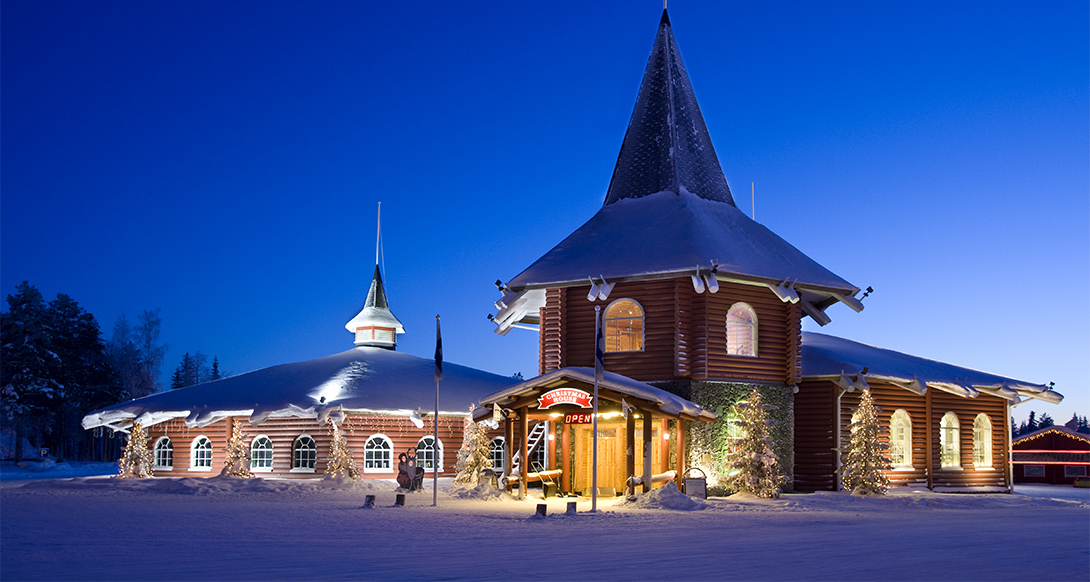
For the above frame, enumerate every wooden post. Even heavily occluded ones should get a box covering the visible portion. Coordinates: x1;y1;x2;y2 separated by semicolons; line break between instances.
925;389;933;490
642;411;652;493
675;418;686;489
504;414;514;493
561;421;571;493
1004;402;1013;493
625;410;636;495
659;418;670;473
519;407;529;500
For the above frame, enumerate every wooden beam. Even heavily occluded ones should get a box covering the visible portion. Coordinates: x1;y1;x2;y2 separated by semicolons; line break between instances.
561;422;571;493
626;410;636;495
659;418;670;473
675;418;686;489
519;406;529;500
925;388;933;490
642;410;652;492
504;414;514;494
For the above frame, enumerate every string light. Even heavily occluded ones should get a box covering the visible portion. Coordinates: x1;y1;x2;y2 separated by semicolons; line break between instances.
838;389;890;496
116;422;154;478
723;389;786;498
220;418;253;478
325;419;362;479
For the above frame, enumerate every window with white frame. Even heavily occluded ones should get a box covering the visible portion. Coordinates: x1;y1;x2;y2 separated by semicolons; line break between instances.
726;302;758;357
940;412;960;468
250;436;273;472
1023;464;1045;477
490;437;505;471
416;436;443;471
364;434;393;472
889;410;912;469
604;299;644;352
292;435;317;471
191;436;213;470
1064;465;1087;478
153;436;173;470
972;413;993;468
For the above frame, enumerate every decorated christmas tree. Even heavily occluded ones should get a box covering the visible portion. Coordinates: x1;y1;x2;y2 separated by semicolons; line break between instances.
220;418;253;478
838;389;890;496
723;389;785;498
454;405;492;484
325;419;361;479
116;422;154;478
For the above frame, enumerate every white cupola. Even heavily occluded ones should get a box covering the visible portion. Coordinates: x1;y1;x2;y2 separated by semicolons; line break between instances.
345;202;405;349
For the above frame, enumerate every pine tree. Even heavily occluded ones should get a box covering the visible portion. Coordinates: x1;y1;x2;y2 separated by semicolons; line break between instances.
107;314;142;400
210;357;221;381
1;282;61;461
723;389;785;498
1038;413;1054;429
1078;415;1090;435
454;405;492;484
837;389;891;496
1026;411;1038;433
325;420;361;479
219;419;253;478
116;422;154;478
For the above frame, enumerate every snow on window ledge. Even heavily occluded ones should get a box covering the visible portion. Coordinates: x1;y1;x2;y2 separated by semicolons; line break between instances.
973;466;995;471
153;466;173;472
251;467;273;473
289;467;315;474
939;466;964;472
891;466;915;472
188;466;213;472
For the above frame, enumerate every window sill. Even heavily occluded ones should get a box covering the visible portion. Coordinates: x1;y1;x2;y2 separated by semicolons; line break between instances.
939;466;963;471
290;468;316;473
153;466;173;472
891;466;915;472
364;468;393;474
974;466;996;471
189;466;213;472
251;467;273;473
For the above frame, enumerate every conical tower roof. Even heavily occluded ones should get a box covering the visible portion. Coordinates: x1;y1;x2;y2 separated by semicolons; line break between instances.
492;10;862;334
604;10;735;206
345;265;405;347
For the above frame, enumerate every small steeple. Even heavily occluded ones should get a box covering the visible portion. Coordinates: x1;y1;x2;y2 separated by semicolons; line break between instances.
603;9;736;207
345;203;405;349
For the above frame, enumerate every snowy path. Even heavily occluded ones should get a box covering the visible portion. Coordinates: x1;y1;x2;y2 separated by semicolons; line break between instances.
1;477;1087;581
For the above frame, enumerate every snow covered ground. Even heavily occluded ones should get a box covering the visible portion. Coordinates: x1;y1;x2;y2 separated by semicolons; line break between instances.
1;464;1087;581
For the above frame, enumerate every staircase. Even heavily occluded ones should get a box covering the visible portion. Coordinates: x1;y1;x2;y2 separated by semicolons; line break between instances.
510;422;547;476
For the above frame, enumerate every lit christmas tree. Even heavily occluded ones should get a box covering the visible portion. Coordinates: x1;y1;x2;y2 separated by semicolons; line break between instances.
116;422;154;478
454;405;491;484
838;389;890;496
325;419;361;479
220;418;253;478
723;389;785;498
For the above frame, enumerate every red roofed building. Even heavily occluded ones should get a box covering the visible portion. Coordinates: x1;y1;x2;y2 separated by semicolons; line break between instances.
1012;426;1090;485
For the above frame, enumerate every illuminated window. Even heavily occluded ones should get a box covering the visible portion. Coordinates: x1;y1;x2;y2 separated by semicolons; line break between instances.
1023;464;1044;477
972;414;992;468
292;435;317;471
889;410;912;469
940;412;960;468
726;411;744;455
190;436;213;470
490;437;505;471
153;437;173;470
726;302;758;357
604;299;644;352
250;436;273;472
416;436;443;471
364;434;393;472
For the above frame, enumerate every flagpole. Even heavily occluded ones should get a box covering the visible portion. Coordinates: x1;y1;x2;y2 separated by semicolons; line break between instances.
592;305;601;512
433;314;442;507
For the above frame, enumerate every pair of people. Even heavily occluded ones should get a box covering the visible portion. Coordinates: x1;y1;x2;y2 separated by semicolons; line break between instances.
396;448;425;491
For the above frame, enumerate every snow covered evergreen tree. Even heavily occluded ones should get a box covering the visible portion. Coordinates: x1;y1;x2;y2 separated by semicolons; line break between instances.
325;420;361;479
116;422;153;478
837;389;890;496
454;405;491;484
220;419;253;478
723;389;785;498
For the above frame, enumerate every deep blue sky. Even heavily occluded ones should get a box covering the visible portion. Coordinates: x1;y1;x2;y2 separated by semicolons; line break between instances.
3;2;1087;424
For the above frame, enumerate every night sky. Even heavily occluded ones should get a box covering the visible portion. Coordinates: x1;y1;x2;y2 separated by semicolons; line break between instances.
2;2;1086;423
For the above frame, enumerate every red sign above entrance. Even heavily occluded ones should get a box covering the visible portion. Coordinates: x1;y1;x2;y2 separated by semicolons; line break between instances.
538;388;593;410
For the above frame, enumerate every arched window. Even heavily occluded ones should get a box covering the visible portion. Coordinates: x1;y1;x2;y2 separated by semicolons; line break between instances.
416;436;443;471
250;436;273;472
153;436;173;470
490;437;506;471
364;434;393;472
190;436;213;470
292;435;317;472
889;410;912;469
973;414;993;468
940;412;960;468
604;299;644;352
726;302;758;357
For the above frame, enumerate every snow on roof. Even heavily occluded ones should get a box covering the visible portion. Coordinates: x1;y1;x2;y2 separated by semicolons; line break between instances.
345;265;405;334
82;347;519;431
801;332;1062;404
477;367;716;422
1012;425;1090;446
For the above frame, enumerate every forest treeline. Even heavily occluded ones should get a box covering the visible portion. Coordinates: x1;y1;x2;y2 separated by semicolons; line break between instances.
1;281;220;462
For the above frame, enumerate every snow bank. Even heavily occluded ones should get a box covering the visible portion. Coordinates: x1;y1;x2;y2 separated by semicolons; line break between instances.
448;481;510;501
615;481;706;510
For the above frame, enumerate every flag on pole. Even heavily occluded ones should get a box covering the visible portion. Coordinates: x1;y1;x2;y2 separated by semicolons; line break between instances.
594;312;605;384
434;315;443;383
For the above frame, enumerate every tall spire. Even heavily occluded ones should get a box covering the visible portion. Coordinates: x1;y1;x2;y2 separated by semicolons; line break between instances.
603;9;736;207
345;203;405;349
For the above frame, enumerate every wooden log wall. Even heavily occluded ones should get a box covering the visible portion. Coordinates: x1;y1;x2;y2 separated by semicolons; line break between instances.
145;413;466;479
839;383;929;488
793;380;838;491
539;278;798;384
